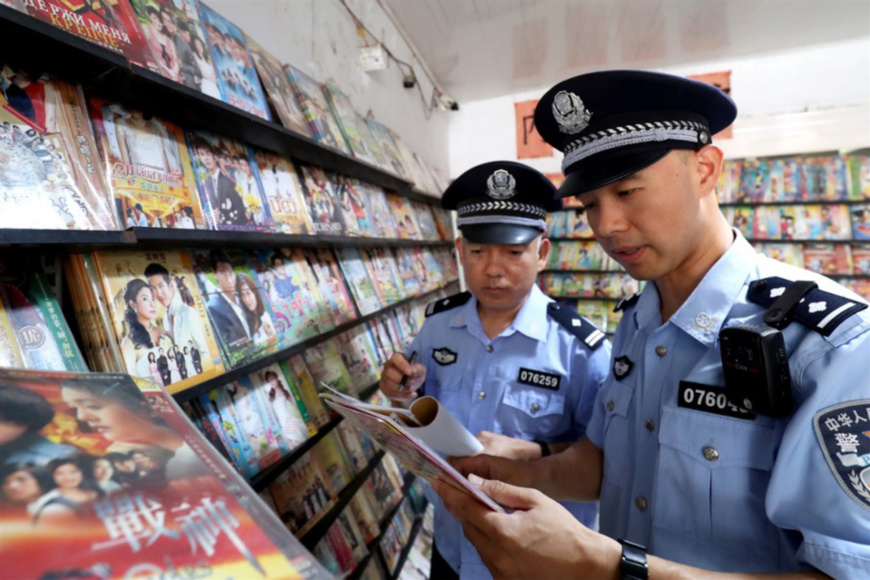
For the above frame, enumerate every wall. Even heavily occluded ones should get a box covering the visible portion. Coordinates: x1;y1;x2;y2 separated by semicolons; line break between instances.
204;0;450;175
448;37;870;178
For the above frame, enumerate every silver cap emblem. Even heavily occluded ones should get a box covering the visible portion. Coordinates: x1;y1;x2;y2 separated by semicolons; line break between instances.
552;90;593;134
486;169;516;200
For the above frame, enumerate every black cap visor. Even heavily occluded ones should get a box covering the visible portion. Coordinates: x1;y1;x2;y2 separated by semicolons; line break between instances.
459;223;542;245
557;148;671;199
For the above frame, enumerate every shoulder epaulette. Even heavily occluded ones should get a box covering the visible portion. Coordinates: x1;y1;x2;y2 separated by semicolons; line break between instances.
547;302;607;350
747;277;867;337
614;292;642;312
425;291;472;317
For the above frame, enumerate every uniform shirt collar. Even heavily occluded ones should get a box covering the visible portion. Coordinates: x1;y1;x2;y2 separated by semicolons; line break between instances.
449;284;550;342
634;229;756;346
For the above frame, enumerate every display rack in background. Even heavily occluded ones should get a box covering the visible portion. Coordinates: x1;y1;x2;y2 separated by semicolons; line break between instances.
542;206;642;336
0;3;459;578
719;151;870;300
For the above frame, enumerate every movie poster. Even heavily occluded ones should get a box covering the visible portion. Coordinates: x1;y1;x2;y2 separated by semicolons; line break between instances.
0;369;331;579
88;96;204;229
249;147;314;235
90;249;225;394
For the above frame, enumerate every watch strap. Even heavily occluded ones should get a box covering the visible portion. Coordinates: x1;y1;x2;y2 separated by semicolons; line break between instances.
618;539;648;580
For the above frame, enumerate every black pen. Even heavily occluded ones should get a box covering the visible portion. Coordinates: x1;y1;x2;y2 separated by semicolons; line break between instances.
398;350;418;392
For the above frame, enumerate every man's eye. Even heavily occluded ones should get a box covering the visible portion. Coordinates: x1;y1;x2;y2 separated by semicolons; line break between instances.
617;188;636;197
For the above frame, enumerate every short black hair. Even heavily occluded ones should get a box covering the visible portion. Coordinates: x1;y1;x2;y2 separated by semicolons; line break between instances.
209;248;233;271
143;262;170;282
0;384;56;432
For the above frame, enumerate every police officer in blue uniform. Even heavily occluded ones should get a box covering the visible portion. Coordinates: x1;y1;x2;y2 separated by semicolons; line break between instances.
435;71;870;579
378;160;612;580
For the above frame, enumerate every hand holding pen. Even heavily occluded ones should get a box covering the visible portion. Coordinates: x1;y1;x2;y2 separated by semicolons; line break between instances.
398;350;418;392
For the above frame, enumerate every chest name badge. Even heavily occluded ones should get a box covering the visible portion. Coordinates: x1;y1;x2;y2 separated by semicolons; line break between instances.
814;400;870;510
678;381;756;420
613;355;633;381
432;347;457;366
517;368;561;390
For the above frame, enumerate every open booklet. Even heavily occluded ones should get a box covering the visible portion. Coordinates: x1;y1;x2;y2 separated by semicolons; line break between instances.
319;386;501;512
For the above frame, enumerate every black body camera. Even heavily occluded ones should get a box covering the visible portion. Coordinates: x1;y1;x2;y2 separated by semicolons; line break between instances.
719;325;791;417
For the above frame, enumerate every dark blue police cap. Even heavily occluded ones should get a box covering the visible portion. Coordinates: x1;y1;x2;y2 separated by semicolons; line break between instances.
442;161;561;245
534;70;737;198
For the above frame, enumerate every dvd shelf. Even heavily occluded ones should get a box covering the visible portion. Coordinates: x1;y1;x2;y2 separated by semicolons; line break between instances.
0;3;454;577
540;151;870;333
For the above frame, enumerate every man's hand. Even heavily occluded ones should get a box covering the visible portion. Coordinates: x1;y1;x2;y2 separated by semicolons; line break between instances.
476;431;545;461
378;352;425;405
432;475;620;580
449;453;537;489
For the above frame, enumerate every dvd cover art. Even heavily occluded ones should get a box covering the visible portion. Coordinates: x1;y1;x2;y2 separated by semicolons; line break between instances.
20;0;158;71
91;249;225;394
198;3;271;120
0;370;330;580
267;450;336;536
250;148;314;234
334;175;374;237
802;243;852;275
430;205;453;241
360;182;398;238
392;248;421;297
245;35;311;137
336;247;383;316
224;376;285;470
365;118;410;179
186;129;273;230
300;248;357;326
0;257;87;372
294;163;344;235
757;242;804;268
850;203;870;240
208;385;260;478
385;194;421;239
189;248;279;368
360;247;402;305
129;0;221;99
303;339;355;396
285;64;351;154
0;67;118;230
249;247;329;349
322;82;378;166
281;354;329;429
248;363;310;451
848;154;870;201
311;431;352;493
88;96;204;229
851;244;870;275
334;325;380;386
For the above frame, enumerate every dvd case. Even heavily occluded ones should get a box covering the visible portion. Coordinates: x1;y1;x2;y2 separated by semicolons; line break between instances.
88;96;204;229
0;66;118;230
0;369;331;579
245;35;311;137
285;64;351;154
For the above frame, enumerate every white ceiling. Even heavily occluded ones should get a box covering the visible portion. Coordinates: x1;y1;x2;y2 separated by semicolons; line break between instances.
382;0;870;103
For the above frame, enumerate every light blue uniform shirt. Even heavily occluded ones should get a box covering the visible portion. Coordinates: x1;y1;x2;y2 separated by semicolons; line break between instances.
587;232;870;577
412;284;612;579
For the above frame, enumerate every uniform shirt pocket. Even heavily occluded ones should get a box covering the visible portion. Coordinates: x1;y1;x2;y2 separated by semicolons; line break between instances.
601;380;635;486
655;405;779;562
496;383;566;440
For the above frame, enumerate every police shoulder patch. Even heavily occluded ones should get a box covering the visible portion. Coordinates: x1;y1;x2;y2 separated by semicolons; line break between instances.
547;302;606;350
813;399;870;510
747;277;867;337
425;291;472;317
614;292;642;312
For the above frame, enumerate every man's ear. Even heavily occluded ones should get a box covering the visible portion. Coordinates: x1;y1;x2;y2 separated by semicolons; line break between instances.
696;145;724;199
537;236;551;270
455;237;465;267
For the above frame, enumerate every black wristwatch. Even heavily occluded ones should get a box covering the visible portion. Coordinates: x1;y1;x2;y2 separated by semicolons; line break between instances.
617;539;648;580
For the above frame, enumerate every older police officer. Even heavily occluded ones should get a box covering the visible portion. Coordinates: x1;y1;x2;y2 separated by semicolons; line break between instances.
379;160;611;579
436;71;870;579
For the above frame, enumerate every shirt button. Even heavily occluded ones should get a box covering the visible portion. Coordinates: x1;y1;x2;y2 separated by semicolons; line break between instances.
486;345;493;353
644;419;655;431
635;497;647;511
655;345;667;357
606;401;614;412
478;391;486;400
435;380;441;387
703;446;720;461
530;403;540;414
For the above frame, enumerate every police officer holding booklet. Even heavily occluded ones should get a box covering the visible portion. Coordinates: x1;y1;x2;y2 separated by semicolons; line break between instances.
433;70;870;579
379;160;612;579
